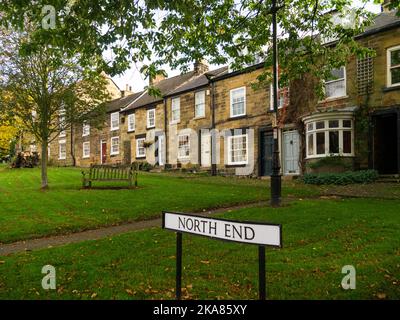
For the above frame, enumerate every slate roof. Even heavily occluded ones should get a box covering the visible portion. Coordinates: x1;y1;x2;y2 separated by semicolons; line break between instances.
106;91;144;113
361;10;400;36
166;66;228;97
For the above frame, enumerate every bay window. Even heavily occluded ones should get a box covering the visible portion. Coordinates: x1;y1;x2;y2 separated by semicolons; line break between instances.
305;116;353;158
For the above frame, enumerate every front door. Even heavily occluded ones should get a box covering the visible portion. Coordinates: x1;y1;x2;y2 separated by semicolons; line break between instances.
101;140;107;164
158;135;165;166
201;131;211;167
283;130;300;175
260;130;273;176
372;112;399;174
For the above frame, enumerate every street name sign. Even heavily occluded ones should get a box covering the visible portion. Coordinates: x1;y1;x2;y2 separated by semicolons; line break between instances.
162;212;283;300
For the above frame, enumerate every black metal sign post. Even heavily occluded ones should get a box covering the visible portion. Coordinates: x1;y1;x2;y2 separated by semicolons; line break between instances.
259;246;266;300
163;212;282;301
176;232;182;300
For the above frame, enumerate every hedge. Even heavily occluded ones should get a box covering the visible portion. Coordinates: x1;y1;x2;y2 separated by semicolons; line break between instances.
303;170;379;185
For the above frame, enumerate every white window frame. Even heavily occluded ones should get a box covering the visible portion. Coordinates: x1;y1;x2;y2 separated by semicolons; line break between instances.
147;109;156;129
178;134;190;160
136;138;146;158
227;134;248;165
230;87;246;118
82;141;90;159
59;114;66;138
171;97;180;123
194;90;206;118
324;66;347;100
305;118;354;159
110;136;119;155
127;113;136;132
110;112;119;131
387;45;400;87
58;140;66;160
82;122;90;137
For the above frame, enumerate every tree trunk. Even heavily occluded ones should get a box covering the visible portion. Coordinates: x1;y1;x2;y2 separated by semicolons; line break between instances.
41;141;49;190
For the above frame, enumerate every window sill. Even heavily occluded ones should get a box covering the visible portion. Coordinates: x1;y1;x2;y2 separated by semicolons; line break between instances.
58;158;66;160
82;156;90;159
382;85;400;92
110;153;119;157
136;156;146;159
82;134;90;137
127;130;135;133
306;154;354;160
170;121;180;125
226;163;247;167
194;116;206;120
110;128;119;132
228;115;247;120
147;126;155;130
318;96;349;104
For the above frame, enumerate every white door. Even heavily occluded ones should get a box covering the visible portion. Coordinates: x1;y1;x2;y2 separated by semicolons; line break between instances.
201;131;211;167
158;135;164;166
283;130;300;175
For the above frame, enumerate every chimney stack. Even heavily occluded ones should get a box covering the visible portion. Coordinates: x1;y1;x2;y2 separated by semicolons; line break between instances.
149;72;167;86
194;59;209;75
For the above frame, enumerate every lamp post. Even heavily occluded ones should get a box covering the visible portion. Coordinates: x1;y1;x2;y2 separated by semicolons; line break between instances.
270;0;282;207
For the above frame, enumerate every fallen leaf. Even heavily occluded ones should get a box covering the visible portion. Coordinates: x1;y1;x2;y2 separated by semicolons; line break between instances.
376;293;387;299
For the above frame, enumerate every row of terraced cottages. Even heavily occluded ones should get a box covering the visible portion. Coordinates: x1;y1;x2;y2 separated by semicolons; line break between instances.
47;10;400;176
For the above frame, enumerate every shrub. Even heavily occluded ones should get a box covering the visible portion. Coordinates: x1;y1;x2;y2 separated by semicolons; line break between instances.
303;170;379;185
132;161;154;172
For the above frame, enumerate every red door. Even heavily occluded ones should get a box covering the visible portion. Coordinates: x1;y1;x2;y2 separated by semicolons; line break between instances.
101;141;107;164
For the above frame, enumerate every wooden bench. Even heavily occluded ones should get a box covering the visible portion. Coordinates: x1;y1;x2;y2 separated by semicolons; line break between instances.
82;164;137;189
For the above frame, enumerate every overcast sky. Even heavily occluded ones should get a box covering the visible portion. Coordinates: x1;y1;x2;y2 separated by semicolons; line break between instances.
111;0;382;93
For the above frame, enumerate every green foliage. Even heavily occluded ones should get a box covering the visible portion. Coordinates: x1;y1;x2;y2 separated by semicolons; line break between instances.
0;0;375;98
303;170;379;185
132;161;154;172
306;155;353;170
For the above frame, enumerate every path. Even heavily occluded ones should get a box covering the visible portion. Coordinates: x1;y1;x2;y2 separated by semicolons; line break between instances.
0;201;268;256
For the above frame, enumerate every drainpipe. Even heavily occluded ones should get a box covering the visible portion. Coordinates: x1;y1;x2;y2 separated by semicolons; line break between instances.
211;80;217;176
164;97;168;166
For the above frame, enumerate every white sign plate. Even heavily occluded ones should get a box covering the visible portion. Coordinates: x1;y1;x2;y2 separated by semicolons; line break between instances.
162;212;282;247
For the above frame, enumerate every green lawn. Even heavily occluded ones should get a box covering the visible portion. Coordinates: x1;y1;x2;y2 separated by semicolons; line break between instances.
0;198;399;299
0;166;320;244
